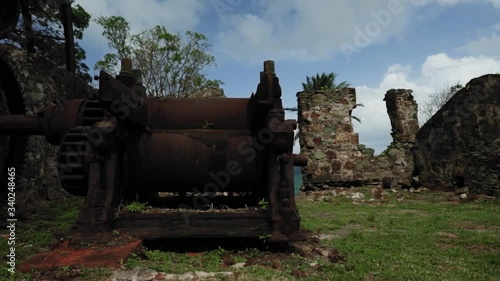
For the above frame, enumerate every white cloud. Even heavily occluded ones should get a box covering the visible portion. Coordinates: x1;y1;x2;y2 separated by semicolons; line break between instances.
353;53;500;153
216;0;412;63
410;0;500;8
76;0;206;34
421;53;500;86
458;22;500;57
74;0;207;62
215;0;500;63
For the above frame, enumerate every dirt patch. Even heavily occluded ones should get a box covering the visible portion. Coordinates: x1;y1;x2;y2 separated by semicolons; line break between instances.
436;243;456;250
311;224;375;241
390;209;428;216
467;244;500;253
454;221;489;232
313;212;336;219
435;231;459;240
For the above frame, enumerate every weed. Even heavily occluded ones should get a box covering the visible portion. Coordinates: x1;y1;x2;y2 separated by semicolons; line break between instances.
258;198;269;210
124;201;149;213
78;267;112;280
258;234;271;241
61;266;70;272
124;253;142;269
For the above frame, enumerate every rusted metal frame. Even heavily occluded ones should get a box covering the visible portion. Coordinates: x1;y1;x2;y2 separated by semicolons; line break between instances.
267;113;297;242
277;153;300;239
0;57;306;241
256;60;299;241
115;211;271;239
75;122;121;234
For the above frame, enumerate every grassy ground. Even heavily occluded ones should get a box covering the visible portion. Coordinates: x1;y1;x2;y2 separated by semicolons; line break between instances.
1;189;499;280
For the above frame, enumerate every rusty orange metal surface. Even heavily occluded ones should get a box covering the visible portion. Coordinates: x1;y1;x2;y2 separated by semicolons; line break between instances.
0;59;307;243
144;98;251;130
127;130;262;192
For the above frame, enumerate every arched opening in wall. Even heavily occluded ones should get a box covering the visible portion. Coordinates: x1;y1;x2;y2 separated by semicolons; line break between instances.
0;56;27;192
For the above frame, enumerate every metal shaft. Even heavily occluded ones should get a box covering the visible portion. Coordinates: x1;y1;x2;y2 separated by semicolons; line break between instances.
0;115;44;135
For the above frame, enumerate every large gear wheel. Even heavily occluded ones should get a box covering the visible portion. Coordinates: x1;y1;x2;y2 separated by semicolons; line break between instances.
57;127;91;196
57;100;105;196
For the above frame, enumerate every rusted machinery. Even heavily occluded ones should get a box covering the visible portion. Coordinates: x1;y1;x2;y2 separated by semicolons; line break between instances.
0;59;307;242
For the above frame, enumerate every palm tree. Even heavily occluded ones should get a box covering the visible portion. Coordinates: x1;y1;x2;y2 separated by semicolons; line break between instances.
301;72;350;91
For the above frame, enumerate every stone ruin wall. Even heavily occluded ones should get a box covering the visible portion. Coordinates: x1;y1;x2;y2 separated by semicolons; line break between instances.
299;75;499;197
297;89;363;188
415;74;500;197
298;88;418;191
0;45;94;216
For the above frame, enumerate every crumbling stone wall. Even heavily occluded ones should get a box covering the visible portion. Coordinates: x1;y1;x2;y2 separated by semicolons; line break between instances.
297;89;363;189
298;88;418;190
0;45;94;216
415;74;500;196
381;89;418;186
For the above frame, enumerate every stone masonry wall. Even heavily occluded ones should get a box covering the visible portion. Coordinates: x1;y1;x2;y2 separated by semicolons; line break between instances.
415;74;500;196
384;89;419;143
298;89;363;189
298;88;418;190
0;45;94;216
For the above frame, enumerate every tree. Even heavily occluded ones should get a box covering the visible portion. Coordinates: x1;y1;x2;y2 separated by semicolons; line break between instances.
95;16;222;97
421;82;463;123
302;72;350;91
0;0;92;82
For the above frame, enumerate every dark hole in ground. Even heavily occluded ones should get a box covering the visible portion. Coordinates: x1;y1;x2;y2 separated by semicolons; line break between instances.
143;238;290;253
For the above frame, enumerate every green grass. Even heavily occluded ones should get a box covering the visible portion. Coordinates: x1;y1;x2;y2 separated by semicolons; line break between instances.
298;191;500;280
2;191;499;281
0;197;83;280
118;190;500;280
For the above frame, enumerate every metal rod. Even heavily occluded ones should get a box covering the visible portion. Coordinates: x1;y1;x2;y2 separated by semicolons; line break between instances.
0;115;44;135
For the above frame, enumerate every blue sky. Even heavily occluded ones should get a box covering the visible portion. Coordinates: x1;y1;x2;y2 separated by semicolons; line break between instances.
75;0;500;154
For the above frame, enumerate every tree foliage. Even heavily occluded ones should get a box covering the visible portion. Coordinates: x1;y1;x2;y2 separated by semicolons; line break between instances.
95;16;222;97
302;72;350;91
285;72;358;143
1;0;92;82
421;82;463;123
